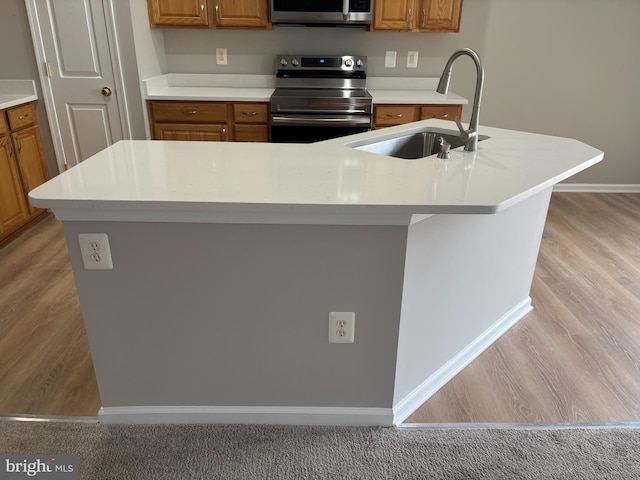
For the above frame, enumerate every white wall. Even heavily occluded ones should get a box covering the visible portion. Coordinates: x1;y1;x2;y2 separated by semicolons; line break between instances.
463;0;640;185
150;0;640;186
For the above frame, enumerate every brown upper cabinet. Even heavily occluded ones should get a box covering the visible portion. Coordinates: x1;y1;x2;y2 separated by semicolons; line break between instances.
373;0;462;32
148;0;270;29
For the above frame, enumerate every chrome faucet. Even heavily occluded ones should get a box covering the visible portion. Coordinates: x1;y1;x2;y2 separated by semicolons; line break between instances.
436;48;484;152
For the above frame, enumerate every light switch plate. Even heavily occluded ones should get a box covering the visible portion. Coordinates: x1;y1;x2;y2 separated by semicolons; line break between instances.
385;51;397;68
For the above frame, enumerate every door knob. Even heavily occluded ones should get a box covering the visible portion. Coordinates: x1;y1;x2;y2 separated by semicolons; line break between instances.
101;87;112;97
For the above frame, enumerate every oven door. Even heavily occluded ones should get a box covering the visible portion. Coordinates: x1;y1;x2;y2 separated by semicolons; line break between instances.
271;114;371;143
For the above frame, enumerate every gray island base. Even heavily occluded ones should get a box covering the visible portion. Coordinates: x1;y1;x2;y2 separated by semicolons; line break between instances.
30;120;603;425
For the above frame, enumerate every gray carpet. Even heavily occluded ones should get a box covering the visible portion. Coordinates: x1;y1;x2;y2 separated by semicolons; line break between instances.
1;420;640;479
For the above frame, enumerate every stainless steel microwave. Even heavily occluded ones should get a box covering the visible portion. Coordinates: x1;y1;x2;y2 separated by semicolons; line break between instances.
270;0;372;26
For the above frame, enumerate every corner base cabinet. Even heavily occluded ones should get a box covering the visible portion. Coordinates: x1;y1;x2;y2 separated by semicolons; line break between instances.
0;102;49;246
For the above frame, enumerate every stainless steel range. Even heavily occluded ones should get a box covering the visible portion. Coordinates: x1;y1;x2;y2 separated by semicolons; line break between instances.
270;54;372;143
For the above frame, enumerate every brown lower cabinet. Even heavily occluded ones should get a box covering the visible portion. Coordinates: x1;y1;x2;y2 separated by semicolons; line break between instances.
148;100;270;143
0;102;49;246
373;103;463;128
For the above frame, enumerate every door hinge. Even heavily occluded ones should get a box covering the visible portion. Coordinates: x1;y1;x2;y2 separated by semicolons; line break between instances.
44;62;52;77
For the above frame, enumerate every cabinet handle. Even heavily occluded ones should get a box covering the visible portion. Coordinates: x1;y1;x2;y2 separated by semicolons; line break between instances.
421;7;426;28
13;134;22;153
215;4;220;25
18;114;29;120
242;111;260;116
200;3;205;22
222;127;227;140
182;110;199;116
407;8;413;28
4;138;13;157
386;113;404;118
442;113;449;118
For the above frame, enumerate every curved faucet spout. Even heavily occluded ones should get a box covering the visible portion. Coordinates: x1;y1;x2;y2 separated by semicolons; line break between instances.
436;48;484;152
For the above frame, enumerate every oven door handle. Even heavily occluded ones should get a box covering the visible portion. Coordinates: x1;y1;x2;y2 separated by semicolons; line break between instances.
271;114;372;127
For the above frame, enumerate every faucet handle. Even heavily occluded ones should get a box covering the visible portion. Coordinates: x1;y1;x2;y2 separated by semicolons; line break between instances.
454;116;475;142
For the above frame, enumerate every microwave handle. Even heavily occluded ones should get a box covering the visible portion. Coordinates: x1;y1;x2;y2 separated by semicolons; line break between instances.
342;0;349;18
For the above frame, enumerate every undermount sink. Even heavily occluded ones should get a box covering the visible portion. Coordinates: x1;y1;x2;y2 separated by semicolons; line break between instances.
350;128;489;160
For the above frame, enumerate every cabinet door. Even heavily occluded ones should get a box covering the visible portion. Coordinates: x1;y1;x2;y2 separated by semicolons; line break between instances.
419;105;463;122
419;0;462;31
0;113;7;135
154;123;228;142
12;126;49;215
234;125;269;142
212;0;269;28
0;136;29;232
373;0;415;31
148;0;209;27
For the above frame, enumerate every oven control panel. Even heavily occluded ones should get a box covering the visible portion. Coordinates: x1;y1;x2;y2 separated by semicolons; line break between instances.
276;55;367;72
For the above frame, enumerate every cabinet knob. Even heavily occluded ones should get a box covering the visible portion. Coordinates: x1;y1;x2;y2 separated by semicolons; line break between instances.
101;87;112;97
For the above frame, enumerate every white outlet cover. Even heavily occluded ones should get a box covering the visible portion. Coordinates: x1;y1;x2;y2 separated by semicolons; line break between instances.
216;48;228;65
329;312;355;343
78;233;113;270
407;51;419;68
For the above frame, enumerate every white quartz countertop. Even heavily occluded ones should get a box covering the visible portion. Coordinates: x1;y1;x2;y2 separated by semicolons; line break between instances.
30;120;603;225
142;74;467;105
0;80;38;110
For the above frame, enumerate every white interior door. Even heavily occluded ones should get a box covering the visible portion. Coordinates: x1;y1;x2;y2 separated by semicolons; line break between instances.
27;0;125;170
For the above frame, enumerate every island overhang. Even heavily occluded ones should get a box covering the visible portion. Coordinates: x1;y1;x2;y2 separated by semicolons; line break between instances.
29;120;602;225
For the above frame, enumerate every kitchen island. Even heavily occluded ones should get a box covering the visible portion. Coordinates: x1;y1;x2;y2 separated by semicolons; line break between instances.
29;120;602;426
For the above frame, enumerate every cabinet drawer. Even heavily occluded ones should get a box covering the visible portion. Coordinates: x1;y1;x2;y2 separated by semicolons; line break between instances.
233;103;268;124
150;102;229;123
7;103;37;130
0;112;7;134
420;105;462;121
234;125;269;142
374;105;419;126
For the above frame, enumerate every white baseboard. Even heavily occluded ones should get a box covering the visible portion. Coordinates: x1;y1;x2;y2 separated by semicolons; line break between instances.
553;183;640;193
98;405;394;426
392;297;533;425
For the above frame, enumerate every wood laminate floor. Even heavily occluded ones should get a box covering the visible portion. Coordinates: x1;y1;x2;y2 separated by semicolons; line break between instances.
0;193;639;422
